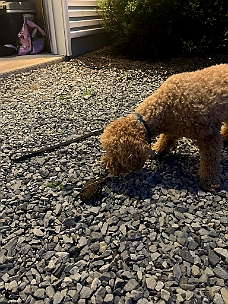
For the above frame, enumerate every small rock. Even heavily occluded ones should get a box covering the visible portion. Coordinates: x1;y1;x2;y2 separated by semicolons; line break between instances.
34;288;45;299
204;267;214;277
43;210;52;228
33;228;44;237
146;277;157;290
191;222;201;230
91;278;101;290
90;206;100;215
124;279;138;292
2;273;9;283
214;266;228;280
220;217;228;225
62;235;73;243
90;232;103;242
115;278;124;289
161;289;171;302
95;286;106;298
130;290;143;301
186;290;194;301
7;280;18;290
214;293;225;304
221;287;228;304
119;224;127;235
99;241;107;253
188;239;199;250
214;248;228;260
137;299;149;304
80;286;93;299
151;252;160;261
179;283;195;291
46;285;55;298
53;291;64;304
104;293;114;304
192;265;201;277
155;281;164;291
208;249;221;266
176;294;184;303
173;264;182;281
63;218;76;227
79;236;87;247
179;248;194;264
56;252;69;263
137;270;143;281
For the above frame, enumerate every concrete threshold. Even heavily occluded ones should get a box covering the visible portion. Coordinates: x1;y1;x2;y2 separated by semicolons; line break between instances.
0;53;63;76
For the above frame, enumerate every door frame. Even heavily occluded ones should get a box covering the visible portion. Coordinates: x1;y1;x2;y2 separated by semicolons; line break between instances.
43;0;72;56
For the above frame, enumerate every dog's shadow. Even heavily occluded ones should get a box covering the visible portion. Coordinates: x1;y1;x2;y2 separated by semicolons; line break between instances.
104;153;199;200
104;148;228;200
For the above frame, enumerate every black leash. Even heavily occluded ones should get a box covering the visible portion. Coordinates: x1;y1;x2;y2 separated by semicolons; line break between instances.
10;129;103;162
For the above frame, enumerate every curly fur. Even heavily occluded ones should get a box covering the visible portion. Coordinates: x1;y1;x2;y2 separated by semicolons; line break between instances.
101;64;228;191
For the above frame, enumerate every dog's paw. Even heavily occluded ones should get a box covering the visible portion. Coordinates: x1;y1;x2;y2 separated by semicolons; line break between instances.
149;150;157;159
149;150;167;160
199;180;220;192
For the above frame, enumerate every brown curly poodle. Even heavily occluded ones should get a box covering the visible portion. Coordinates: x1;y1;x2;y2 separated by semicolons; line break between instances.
101;64;228;191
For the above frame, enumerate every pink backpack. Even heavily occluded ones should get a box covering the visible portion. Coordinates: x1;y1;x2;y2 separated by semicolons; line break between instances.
17;19;46;55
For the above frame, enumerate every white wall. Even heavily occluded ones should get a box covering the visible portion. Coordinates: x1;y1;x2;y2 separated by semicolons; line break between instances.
67;0;104;38
67;0;109;57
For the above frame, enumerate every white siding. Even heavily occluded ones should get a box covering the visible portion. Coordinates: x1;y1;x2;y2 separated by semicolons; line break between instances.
44;0;108;57
44;0;72;56
67;0;104;39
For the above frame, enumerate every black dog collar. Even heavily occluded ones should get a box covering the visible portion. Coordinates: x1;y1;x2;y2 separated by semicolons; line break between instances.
134;113;152;144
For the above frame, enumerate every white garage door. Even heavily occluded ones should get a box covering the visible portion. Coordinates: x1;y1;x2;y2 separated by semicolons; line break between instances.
68;0;104;39
44;0;104;56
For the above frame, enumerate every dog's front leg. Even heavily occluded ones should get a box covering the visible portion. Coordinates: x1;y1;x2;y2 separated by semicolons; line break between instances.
221;120;228;142
197;135;222;191
152;134;178;155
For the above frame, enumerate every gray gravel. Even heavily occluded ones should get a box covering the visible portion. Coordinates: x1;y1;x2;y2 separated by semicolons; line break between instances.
1;46;228;304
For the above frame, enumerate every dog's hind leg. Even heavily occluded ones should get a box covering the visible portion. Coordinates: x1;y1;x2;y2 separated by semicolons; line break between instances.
197;134;222;191
152;134;178;155
221;120;228;142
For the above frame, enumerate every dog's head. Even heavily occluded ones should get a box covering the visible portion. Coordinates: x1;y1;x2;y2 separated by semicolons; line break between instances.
100;115;151;175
